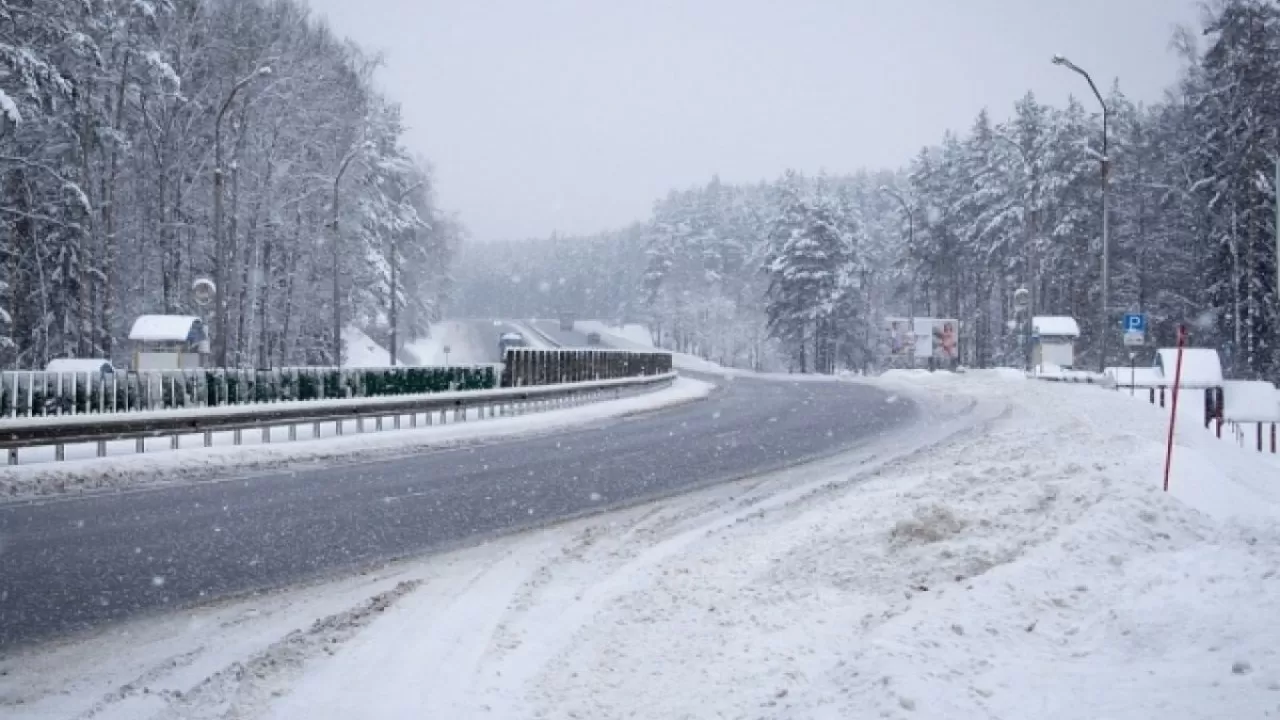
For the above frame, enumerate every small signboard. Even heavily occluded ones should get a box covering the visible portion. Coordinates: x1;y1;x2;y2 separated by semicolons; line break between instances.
1122;313;1146;347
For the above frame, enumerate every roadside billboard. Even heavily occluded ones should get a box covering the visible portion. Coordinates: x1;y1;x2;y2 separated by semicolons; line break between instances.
883;317;958;361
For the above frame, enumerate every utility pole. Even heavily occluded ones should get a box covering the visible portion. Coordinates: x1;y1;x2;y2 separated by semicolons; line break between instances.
330;143;363;367
212;66;270;367
1052;54;1110;372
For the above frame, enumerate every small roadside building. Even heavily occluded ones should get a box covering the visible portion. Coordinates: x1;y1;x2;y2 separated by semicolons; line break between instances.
128;315;208;370
1032;316;1081;369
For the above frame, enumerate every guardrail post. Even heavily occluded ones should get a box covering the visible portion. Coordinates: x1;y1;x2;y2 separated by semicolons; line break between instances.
97;440;106;457
171;435;180;450
234;429;243;445
135;437;145;454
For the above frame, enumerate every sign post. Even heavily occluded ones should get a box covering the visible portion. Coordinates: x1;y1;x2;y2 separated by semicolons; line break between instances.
1128;351;1137;396
443;345;452;365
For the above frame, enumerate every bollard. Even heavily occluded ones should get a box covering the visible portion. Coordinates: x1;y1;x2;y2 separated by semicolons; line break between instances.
1272;423;1277;454
1258;423;1264;453
1216;417;1223;439
1149;387;1155;405
1160;387;1166;408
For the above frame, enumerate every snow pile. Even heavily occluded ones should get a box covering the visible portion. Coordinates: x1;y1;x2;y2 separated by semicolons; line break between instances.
341;325;390;367
8;372;1280;719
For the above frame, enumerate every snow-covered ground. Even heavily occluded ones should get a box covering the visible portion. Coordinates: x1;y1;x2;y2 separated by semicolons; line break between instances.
340;326;391;367
0;375;706;500
5;372;1280;719
573;320;655;348
404;320;492;365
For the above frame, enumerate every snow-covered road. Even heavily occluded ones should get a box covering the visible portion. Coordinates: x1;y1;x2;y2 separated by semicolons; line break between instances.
4;371;1279;719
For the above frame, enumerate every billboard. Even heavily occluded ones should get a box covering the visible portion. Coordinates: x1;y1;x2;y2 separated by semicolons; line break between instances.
883;317;958;361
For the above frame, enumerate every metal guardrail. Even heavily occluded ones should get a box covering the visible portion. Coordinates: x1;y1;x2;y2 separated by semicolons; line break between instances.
0;365;499;418
0;372;678;465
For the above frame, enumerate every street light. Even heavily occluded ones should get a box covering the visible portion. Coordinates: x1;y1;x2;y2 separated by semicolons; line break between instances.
212;65;271;367
1052;53;1110;372
389;180;425;366
879;185;916;318
330;140;370;366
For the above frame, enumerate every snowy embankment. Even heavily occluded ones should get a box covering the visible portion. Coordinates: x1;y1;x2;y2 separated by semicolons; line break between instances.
0;376;712;501
6;372;1280;719
404;320;494;365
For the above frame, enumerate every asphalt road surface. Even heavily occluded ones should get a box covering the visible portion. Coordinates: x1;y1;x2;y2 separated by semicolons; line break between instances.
0;363;915;650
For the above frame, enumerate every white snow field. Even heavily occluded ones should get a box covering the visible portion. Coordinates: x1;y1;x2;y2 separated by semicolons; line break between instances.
0;376;709;500
403;320;493;365
4;371;1280;720
340;326;391;367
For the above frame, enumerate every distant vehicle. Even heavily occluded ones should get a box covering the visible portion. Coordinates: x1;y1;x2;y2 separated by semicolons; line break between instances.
559;314;575;331
586;332;602;346
498;331;526;356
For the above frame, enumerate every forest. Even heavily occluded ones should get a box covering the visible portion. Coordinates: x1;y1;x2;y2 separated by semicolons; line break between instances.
0;0;460;370
453;0;1280;380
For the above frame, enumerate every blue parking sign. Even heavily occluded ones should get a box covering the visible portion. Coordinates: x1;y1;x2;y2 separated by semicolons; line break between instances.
1123;313;1146;333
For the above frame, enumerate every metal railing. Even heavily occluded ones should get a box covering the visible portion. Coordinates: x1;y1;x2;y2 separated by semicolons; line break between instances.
0;365;499;418
0;371;677;465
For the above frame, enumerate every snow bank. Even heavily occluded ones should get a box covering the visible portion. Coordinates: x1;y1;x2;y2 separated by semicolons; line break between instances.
9;373;1280;719
341;325;390;367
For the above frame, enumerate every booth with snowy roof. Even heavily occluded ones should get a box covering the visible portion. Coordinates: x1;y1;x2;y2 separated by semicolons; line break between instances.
128;315;208;370
1153;347;1223;389
1031;315;1080;370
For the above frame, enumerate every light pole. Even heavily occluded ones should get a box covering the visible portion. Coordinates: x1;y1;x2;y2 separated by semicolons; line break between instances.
993;133;1039;364
1052;53;1110;372
879;185;915;316
389;180;424;366
212;65;271;367
330;142;365;366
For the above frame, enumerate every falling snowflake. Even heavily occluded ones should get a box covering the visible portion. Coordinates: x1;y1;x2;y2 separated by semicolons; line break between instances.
152;576;166;587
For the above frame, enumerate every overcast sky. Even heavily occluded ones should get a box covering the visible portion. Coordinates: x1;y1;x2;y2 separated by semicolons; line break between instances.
303;0;1201;242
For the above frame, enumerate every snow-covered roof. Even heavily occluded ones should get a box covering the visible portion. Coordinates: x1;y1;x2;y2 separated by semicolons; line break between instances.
1221;380;1280;422
1154;348;1223;388
129;315;203;342
45;358;114;374
1032;316;1080;338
